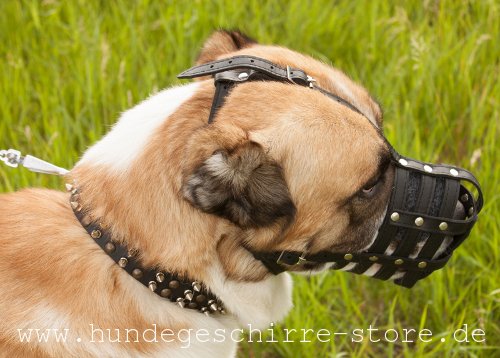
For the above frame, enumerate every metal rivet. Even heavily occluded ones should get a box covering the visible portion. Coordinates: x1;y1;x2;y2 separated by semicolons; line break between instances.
156;272;165;283
394;259;404;265
148;281;157;291
192;281;201;292
468;207;474;215
418;261;427;269
168;280;180;289
176;298;185;308
219;309;226;315
415;217;424;226
118;257;128;267
91;230;101;239
461;194;469;202
184;290;193;301
104;242;115;253
65;183;74;192
160;289;171;298
344;253;353;260
369;256;379;262
200;307;209;315
132;268;143;279
238;72;249;80
399;158;408;166
439;222;448;231
424;165;433;173
390;212;400;222
195;294;206;303
450;168;459;176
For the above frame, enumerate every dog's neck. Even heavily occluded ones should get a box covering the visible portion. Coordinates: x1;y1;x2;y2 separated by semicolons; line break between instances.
69;83;293;328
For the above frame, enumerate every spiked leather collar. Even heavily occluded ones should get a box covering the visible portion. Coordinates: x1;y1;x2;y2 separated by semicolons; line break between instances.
67;183;225;316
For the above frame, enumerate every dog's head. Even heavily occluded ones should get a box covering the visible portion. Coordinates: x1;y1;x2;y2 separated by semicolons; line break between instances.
182;30;394;275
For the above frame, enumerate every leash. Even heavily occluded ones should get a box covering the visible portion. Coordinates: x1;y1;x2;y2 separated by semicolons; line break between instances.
0;148;69;176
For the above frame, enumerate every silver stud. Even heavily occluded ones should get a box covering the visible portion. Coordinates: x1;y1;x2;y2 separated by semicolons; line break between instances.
118;257;128;267
208;300;218;312
399;158;408;166
418;261;427;269
65;183;74;192
156;272;165;283
461;194;469;202
176;298;185;308
72;194;80;202
70;201;81;211
132;268;143;279
104;242;115;253
238;72;249;80
192;281;201;292
439;222;448;231
148;281;157;291
369;256;378;262
344;253;353;261
450;168;459;176
390;212;400;222
90;230;101;239
394;259;404;265
468;207;474;215
415;217;424;226
424;165;433;173
219;309;226;315
200;307;209;316
184;290;193;301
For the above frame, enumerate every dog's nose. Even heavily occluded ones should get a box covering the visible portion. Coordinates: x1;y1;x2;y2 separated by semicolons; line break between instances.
453;200;466;220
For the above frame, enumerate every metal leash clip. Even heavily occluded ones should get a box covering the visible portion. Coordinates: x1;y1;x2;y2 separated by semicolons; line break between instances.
0;149;22;168
1;148;69;176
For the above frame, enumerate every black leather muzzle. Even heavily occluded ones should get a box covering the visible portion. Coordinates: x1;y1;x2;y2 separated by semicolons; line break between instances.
178;55;483;288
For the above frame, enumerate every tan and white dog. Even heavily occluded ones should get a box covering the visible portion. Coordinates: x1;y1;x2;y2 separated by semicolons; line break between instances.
0;31;394;357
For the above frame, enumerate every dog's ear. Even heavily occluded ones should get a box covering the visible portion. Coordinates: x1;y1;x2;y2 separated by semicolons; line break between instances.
196;30;257;65
183;142;295;228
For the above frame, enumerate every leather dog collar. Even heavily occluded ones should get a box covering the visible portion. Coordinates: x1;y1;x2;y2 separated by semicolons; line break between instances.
67;183;225;316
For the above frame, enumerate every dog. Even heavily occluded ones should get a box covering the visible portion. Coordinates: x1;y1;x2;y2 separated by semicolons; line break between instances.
0;30;395;357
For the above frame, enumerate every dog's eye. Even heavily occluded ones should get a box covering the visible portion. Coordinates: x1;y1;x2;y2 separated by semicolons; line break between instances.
362;185;375;194
359;178;381;198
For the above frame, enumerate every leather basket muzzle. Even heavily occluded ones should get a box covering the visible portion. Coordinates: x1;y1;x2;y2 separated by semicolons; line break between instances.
332;153;483;288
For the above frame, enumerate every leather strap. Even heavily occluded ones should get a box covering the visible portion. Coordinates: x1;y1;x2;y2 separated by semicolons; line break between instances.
178;55;310;85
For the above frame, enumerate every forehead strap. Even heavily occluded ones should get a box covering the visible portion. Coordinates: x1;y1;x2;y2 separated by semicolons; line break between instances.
178;55;365;123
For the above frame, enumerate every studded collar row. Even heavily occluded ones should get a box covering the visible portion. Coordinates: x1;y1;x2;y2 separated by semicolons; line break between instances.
67;183;225;316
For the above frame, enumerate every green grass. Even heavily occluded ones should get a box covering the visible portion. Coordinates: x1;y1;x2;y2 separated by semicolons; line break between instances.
1;0;499;357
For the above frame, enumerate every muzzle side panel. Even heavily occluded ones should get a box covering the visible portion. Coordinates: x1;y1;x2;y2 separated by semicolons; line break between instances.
395;177;460;287
373;170;436;281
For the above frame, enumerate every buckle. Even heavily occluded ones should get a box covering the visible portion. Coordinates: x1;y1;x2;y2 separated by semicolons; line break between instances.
276;251;307;266
286;66;294;83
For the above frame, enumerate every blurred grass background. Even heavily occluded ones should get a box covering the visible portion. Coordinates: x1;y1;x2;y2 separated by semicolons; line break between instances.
0;0;498;357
